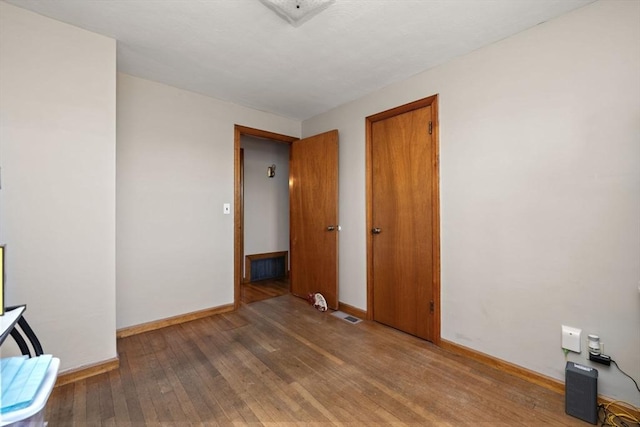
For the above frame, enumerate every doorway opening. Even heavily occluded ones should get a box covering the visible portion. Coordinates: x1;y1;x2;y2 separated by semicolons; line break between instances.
234;126;340;310
234;125;298;308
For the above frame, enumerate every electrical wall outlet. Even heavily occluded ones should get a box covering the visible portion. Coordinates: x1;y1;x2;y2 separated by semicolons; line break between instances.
562;325;582;353
589;353;611;366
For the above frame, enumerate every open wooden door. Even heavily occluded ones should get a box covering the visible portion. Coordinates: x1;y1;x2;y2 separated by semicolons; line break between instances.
289;130;339;309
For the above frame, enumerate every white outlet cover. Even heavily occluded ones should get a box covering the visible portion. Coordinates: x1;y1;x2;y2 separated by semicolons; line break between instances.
562;325;582;353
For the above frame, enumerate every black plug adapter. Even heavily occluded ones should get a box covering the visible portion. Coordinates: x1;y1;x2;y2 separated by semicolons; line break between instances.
589;352;611;366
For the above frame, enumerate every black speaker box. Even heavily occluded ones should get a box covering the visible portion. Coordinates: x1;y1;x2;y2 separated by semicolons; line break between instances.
565;361;598;424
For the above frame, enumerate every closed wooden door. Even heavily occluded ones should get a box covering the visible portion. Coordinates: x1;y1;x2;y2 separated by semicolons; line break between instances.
368;98;439;342
290;130;339;309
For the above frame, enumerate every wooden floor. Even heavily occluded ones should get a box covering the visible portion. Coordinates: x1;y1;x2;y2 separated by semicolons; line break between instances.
241;277;290;304
46;295;586;426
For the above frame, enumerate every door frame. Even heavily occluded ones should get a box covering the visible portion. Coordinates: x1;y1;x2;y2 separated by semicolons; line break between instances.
365;95;441;344
234;125;298;309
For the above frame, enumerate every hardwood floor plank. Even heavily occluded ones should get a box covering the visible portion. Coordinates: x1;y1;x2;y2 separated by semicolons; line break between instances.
47;380;74;424
244;302;345;366
241;277;289;304
106;369;129;425
141;330;189;423
290;381;341;424
181;319;262;424
84;376;102;425
162;326;222;424
98;369;115;422
152;329;206;423
115;350;145;423
46;294;588;426
124;335;160;424
69;380;87;427
213;333;301;423
174;334;234;424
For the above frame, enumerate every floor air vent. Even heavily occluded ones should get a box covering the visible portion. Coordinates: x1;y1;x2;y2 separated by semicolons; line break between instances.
331;311;362;324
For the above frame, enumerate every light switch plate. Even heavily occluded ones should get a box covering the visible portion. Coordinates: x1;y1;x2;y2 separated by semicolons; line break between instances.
223;203;230;214
562;325;582;353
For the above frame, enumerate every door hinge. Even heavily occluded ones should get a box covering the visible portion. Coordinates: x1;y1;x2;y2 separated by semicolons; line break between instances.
430;301;434;313
428;121;433;135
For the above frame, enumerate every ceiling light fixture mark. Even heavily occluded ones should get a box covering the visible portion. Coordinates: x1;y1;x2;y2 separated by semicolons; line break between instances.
259;0;335;27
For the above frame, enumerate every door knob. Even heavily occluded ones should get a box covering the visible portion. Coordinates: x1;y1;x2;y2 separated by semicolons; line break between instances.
371;227;381;234
327;226;336;231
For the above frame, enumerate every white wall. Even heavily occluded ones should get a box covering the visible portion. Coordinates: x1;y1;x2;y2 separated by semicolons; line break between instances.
302;0;640;404
116;74;299;329
241;136;290;277
0;2;117;371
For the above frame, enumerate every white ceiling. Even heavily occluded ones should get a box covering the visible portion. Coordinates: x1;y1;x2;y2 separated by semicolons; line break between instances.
5;0;595;120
